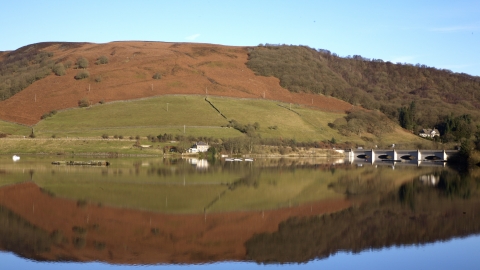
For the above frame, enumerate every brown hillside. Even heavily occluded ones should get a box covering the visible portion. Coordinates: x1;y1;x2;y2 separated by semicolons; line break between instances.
0;42;354;126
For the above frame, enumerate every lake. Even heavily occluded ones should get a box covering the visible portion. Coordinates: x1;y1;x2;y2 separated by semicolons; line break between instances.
0;155;479;269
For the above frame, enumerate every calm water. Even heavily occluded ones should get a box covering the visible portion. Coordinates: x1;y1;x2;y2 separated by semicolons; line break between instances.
0;155;479;269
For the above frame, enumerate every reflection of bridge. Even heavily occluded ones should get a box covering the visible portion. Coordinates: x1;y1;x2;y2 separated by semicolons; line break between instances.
346;149;458;168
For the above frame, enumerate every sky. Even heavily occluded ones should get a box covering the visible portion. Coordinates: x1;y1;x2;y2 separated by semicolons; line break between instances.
1;0;480;76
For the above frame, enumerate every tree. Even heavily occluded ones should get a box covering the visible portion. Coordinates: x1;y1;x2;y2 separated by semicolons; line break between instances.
78;98;90;107
76;57;89;69
74;70;89;80
52;63;66;76
96;56;109;65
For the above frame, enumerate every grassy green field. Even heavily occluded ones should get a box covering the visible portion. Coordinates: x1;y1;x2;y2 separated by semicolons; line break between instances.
0;120;31;136
32;95;356;142
0;95;434;154
208;97;347;142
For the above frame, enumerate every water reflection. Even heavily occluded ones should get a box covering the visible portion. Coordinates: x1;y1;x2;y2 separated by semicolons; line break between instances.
0;156;479;266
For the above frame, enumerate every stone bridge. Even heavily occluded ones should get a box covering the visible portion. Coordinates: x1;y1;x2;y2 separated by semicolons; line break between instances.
345;149;458;167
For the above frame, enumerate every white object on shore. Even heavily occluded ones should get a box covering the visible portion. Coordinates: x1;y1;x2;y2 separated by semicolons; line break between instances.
12;155;20;161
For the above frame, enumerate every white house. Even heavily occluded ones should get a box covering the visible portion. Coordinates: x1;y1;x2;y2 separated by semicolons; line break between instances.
419;128;440;138
187;141;209;153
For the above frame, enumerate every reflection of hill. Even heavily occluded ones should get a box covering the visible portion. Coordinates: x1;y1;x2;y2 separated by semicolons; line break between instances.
0;182;350;264
245;172;480;263
0;206;52;261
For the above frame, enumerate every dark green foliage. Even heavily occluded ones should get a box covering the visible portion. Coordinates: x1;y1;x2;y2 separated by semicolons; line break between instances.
95;55;108;65
76;57;89;69
72;237;86;249
247;45;480;134
78;98;89;107
52;63;66;76
245;176;480;263
152;72;162;79
227;119;259;137
0;206;52;258
437;114;474;142
40;110;57;120
247;45;348;94
157;133;174;142
334;110;395;137
74;70;89;80
398;101;416;131
0;48;54;100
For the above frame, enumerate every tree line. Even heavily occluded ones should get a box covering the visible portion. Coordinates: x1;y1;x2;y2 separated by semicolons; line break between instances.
247;45;480;143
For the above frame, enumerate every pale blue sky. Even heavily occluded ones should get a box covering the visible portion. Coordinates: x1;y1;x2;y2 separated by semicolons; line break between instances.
1;0;480;76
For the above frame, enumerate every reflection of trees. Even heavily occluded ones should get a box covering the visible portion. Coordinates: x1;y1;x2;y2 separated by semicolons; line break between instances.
245;173;480;263
0;205;52;260
437;170;474;199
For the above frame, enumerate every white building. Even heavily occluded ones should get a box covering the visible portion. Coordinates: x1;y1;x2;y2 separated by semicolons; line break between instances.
419;128;440;138
187;141;209;153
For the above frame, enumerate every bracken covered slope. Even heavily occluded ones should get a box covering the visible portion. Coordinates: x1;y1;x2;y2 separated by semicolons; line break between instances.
0;42;354;126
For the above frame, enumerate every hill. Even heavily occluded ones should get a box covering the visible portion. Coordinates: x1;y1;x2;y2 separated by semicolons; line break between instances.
0;41;471;150
247;45;480;142
0;42;353;126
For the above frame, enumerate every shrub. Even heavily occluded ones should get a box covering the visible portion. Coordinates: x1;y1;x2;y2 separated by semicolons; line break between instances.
53;63;66;76
74;70;90;80
99;99;105;104
76;57;89;69
153;73;162;79
78;98;89;107
64;60;72;68
119;135;124;139
76;199;87;208
113;134;119;139
95;55;109;65
73;237;86;249
41;110;57;119
0;133;7;138
95;76;102;82
102;134;109;139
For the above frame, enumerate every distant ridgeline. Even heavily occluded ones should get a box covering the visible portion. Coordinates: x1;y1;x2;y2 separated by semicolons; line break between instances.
247;45;480;142
245;170;480;263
